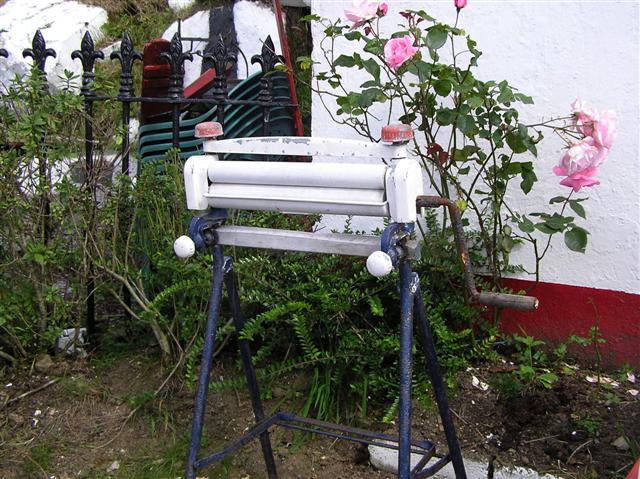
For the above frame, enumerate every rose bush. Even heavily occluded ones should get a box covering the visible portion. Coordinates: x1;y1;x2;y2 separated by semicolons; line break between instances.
300;1;616;278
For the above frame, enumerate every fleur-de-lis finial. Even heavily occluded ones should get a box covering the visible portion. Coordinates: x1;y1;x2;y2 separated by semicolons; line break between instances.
204;34;237;80
23;30;57;72
160;32;193;99
71;31;104;96
204;35;237;103
251;36;284;74
110;31;142;97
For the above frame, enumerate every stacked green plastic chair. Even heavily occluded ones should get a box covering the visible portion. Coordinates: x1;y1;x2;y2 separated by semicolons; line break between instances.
138;71;294;165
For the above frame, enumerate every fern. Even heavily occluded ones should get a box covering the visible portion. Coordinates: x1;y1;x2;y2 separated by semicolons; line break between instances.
291;314;323;361
240;301;309;341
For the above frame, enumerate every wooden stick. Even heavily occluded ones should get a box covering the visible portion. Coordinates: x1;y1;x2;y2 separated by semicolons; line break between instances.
5;378;59;407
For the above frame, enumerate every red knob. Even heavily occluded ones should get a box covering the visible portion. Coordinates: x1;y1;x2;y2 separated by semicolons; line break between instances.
381;124;413;143
195;121;223;139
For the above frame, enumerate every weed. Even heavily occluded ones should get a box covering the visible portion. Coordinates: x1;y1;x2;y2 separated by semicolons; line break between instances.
571;413;601;437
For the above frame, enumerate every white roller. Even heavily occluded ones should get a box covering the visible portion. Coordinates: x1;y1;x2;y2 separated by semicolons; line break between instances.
205;184;389;216
208;161;386;189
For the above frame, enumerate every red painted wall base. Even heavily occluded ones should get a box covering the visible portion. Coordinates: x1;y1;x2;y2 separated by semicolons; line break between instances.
497;278;639;368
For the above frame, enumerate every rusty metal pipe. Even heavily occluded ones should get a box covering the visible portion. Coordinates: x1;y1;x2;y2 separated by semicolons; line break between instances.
416;196;538;312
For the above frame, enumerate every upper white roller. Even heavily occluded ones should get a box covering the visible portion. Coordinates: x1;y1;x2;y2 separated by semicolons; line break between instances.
208;161;387;190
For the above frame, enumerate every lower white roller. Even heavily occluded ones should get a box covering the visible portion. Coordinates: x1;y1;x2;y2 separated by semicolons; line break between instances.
205;184;389;216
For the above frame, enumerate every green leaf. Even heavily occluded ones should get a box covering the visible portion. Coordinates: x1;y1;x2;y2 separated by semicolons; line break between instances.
564;227;588;253
466;94;484;109
333;54;356;68
364;38;384;55
426;26;448;50
344;31;363;41
506;130;528;154
362;58;381;83
301;14;321;22
538;372;559;388
435;108;455;126
517;217;535;233
433;79;452;97
456;114;475;135
569;200;586;219
520;170;537;194
407;60;432;80
549;196;567;204
368;296;384;317
535;223;557;235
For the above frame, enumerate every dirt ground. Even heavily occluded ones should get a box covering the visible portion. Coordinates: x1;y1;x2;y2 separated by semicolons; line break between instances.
0;352;638;479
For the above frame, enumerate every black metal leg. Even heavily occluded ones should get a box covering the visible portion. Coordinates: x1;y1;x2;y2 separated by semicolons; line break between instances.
224;263;278;479
185;245;226;479
413;279;467;479
398;261;416;479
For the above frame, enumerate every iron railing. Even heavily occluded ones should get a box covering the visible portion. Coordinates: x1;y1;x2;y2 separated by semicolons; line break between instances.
0;29;296;340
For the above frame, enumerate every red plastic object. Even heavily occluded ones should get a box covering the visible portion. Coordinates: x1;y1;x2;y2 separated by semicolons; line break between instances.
195;122;224;139
626;458;639;479
184;68;217;99
381;124;413;143
140;39;172;123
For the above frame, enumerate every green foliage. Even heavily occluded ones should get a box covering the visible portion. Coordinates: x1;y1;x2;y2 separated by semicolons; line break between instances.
511;334;558;390
225;209;496;422
312;8;594;285
0;68;86;356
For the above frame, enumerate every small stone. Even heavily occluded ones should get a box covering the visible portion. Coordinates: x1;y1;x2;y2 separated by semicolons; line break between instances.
272;386;287;398
612;436;630;451
8;412;25;426
35;354;54;374
106;460;120;473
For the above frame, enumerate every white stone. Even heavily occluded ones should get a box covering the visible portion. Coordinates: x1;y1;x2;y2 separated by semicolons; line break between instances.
280;0;311;7
168;0;196;12
311;2;640;295
368;444;560;479
162;2;284;88
233;0;283;79
163;11;210;88
0;0;108;90
106;460;120;473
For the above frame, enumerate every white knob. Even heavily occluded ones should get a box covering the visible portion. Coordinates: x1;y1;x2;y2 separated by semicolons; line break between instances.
174;235;196;259
366;251;394;277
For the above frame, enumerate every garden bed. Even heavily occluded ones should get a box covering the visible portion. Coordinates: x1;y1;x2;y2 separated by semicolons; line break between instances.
1;352;637;478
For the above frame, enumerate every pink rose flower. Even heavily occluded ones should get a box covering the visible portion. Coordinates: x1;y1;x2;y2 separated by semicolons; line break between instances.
572;100;617;148
571;100;597;137
553;166;600;192
384;36;418;71
455;0;468;9
558;136;608;175
592;109;617;149
344;0;387;29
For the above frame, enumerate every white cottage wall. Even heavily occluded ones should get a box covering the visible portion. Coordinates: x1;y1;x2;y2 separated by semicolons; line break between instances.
311;0;640;295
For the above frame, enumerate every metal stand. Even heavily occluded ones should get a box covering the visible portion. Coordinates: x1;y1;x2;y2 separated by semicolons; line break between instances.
184;241;467;479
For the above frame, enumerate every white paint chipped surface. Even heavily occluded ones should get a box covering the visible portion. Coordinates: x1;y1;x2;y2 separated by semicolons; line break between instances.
0;0;107;90
368;444;560;479
311;1;640;294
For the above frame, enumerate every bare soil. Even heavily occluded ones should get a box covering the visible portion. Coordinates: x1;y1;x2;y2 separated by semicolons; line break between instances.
0;352;637;478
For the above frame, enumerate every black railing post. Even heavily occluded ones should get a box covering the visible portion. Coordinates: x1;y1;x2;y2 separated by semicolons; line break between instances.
23;30;57;247
72;31;104;341
111;32;142;322
111;31;142;177
204;35;235;132
251;36;284;138
160;32;193;149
